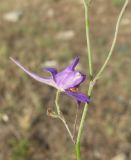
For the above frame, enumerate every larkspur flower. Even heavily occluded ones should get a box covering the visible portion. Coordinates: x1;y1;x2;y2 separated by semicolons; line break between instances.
10;57;90;103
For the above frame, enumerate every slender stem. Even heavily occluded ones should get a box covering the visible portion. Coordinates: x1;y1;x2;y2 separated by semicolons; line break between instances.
75;83;93;160
60;116;75;143
55;90;74;143
76;103;89;143
83;0;93;77
75;97;91;160
73;104;79;140
94;0;129;82
55;90;61;115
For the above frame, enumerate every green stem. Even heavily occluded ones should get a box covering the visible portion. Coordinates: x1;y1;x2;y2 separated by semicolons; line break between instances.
75;142;81;160
55;90;61;115
94;0;129;82
75;82;93;160
83;0;93;77
75;1;93;159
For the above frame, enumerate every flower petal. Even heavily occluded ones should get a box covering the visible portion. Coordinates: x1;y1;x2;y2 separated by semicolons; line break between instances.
10;57;56;88
55;56;86;89
66;56;79;71
44;67;57;81
44;68;57;74
65;90;90;103
55;70;86;90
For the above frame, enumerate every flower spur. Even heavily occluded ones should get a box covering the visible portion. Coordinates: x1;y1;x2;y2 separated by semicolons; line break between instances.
10;57;90;103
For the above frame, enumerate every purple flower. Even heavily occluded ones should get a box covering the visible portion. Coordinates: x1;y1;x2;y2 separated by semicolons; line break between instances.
10;57;90;103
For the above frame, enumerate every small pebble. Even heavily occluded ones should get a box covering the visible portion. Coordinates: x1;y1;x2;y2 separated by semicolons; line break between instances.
111;153;127;160
3;10;23;22
43;60;58;68
56;30;75;40
2;114;9;122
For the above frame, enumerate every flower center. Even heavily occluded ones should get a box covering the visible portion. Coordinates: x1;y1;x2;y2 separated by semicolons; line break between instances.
67;87;79;93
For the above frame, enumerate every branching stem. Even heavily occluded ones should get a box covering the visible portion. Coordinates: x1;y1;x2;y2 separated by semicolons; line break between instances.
93;0;129;82
75;0;128;159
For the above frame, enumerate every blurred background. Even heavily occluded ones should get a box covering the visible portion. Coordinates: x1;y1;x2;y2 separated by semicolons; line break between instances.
0;0;131;160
